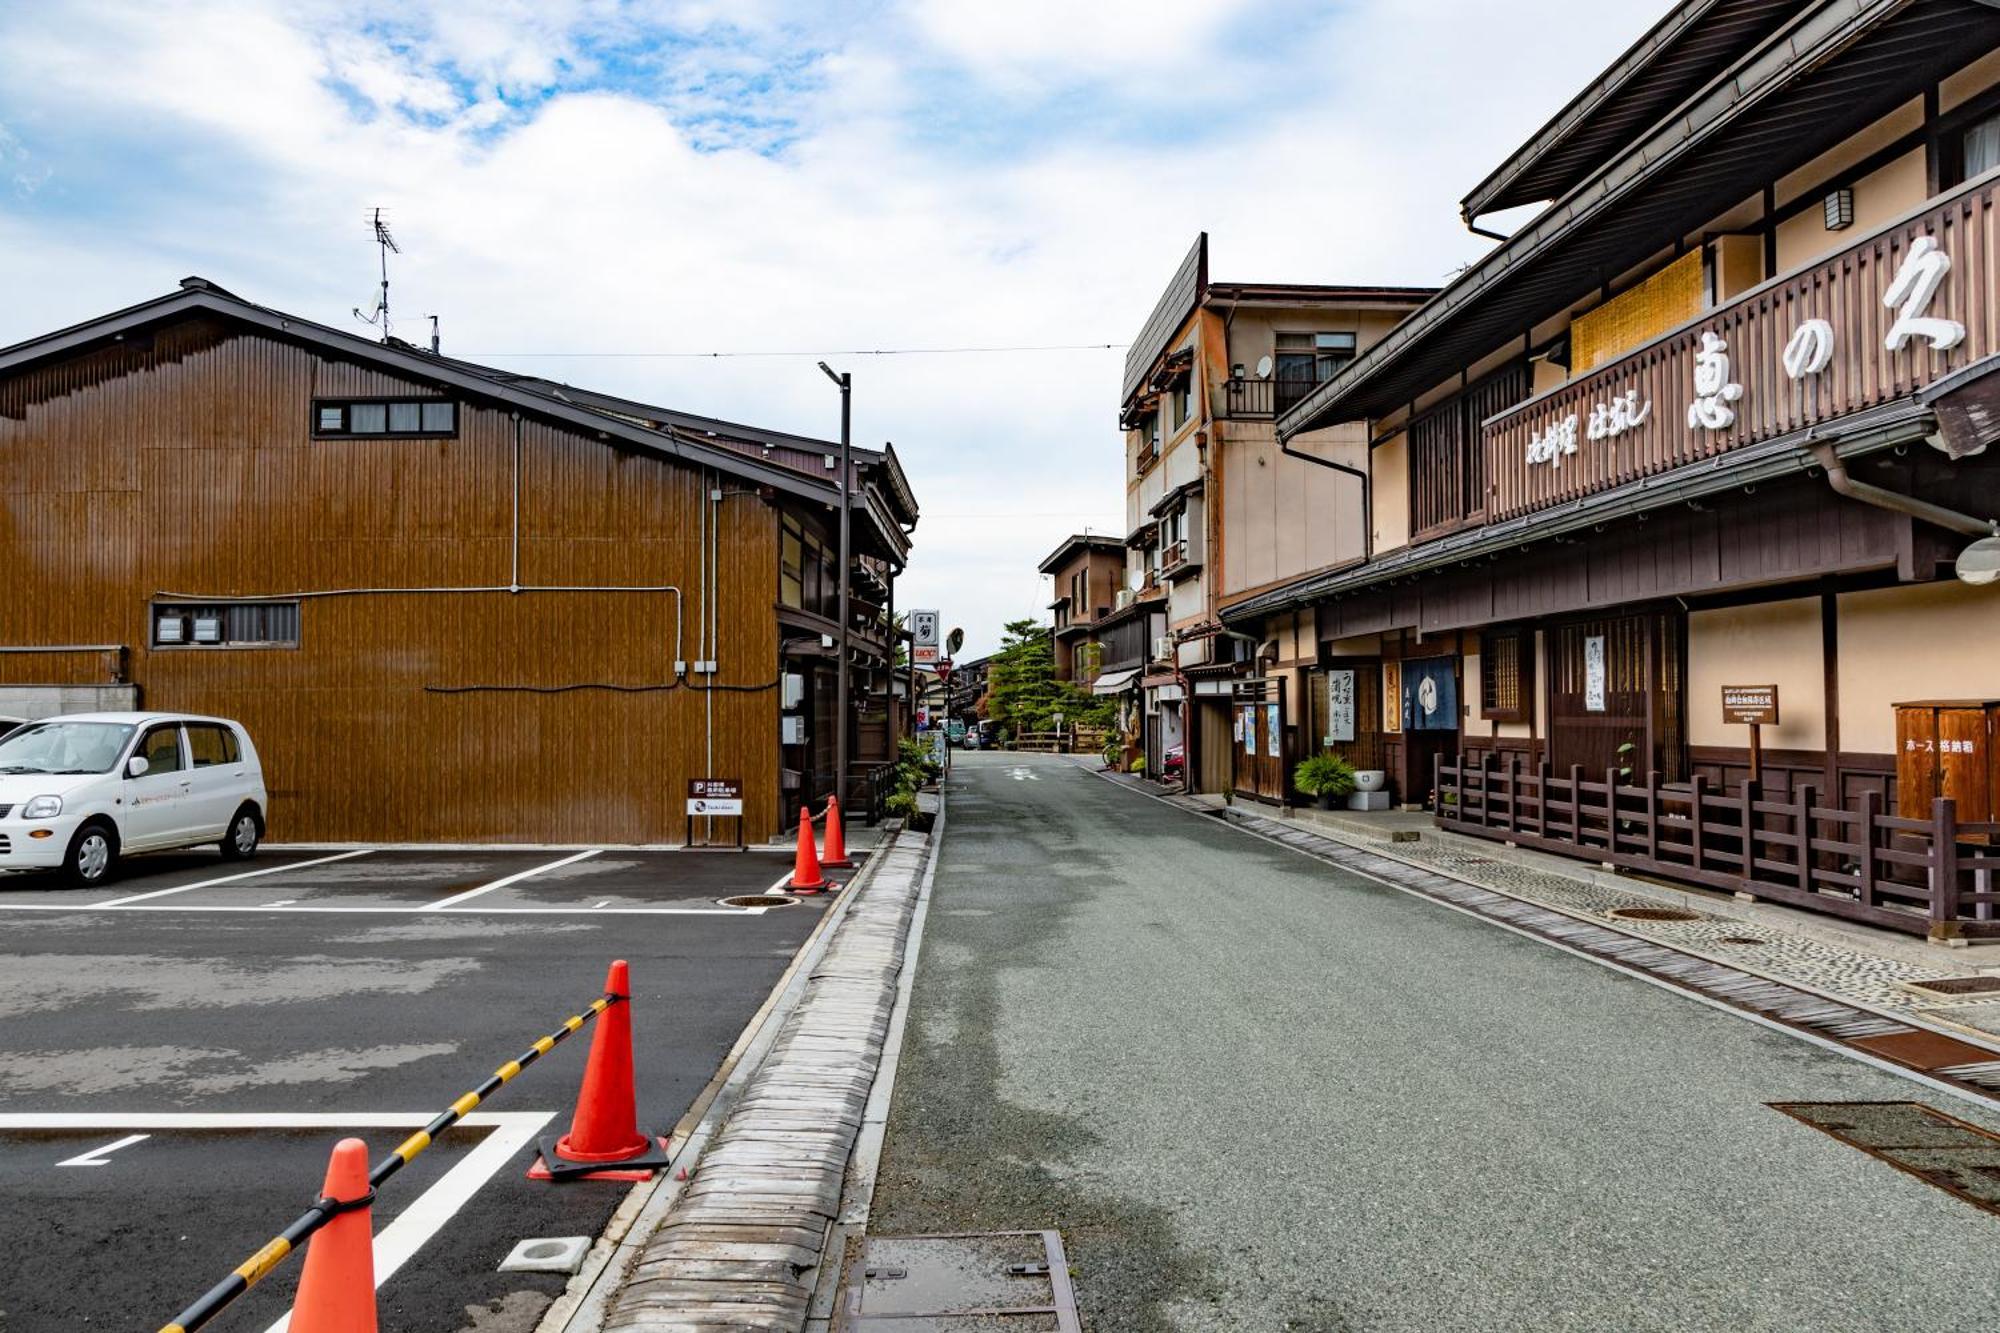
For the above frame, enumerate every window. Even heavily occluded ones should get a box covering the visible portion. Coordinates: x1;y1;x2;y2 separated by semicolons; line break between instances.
1274;331;1357;412
781;520;804;608
1953;106;2000;186
153;602;300;649
139;725;185;773
1172;382;1192;429
313;398;456;438
186;723;241;768
1480;626;1534;723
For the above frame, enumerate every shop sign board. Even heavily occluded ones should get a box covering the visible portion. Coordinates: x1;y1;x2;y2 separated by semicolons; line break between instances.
1326;669;1356;744
1265;703;1281;758
1721;685;1779;726
912;609;940;666
687;778;743;816
1583;635;1607;713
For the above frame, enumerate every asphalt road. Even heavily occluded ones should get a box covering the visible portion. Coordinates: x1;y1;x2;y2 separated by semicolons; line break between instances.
0;845;830;1333
871;752;2000;1332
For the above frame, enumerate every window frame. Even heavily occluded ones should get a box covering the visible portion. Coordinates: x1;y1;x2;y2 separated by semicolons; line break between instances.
1479;625;1534;724
151;601;302;651
311;396;459;440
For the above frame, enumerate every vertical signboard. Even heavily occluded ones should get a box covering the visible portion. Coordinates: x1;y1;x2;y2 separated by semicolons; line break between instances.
1326;669;1355;744
912;609;940;666
1583;635;1607;713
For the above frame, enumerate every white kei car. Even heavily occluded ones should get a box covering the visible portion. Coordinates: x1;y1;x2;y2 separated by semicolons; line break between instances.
0;712;268;886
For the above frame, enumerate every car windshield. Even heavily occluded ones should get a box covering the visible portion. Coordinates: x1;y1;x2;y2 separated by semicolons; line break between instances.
0;721;136;775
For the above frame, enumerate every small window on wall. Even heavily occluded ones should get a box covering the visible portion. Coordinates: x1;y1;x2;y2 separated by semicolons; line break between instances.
1950;105;2000;187
313;398;457;438
153;602;300;649
1480;627;1533;723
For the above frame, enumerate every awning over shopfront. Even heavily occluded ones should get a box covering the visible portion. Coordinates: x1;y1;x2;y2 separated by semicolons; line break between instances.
1092;667;1141;695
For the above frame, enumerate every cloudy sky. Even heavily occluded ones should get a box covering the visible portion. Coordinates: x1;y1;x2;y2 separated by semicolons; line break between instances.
0;0;1661;658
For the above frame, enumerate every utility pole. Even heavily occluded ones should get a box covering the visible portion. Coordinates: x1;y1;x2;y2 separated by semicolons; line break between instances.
818;362;853;816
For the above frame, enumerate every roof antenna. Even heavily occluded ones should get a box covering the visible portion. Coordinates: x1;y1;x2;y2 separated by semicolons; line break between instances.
351;207;400;341
426;314;440;355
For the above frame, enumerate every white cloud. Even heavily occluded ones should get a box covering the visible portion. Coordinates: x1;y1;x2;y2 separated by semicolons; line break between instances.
0;0;1663;658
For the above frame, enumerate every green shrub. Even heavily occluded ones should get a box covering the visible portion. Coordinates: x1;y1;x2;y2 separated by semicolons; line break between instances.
1293;752;1358;798
1129;757;1145;774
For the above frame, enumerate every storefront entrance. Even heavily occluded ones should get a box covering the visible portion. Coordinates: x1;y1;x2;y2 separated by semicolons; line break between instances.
1547;611;1686;783
1232;678;1287;803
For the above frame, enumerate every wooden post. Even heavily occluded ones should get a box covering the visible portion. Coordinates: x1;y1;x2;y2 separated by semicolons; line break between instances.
1797;782;1817;894
1507;755;1521;835
1747;721;1763;787
1857;789;1879;911
1690;774;1707;875
1606;766;1621;857
1739;776;1760;891
1481;750;1497;829
1645;769;1661;862
1433;752;1446;822
1932;796;1962;941
1536;760;1551;838
1569;764;1585;848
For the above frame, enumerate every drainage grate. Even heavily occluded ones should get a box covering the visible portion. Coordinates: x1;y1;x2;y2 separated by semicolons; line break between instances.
1772;1101;2000;1217
839;1231;1080;1331
1606;905;1704;923
721;894;798;909
1905;976;2000;998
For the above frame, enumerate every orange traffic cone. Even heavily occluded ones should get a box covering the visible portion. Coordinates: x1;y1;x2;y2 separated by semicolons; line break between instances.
820;795;853;869
290;1138;377;1333
789;807;829;894
529;960;673;1181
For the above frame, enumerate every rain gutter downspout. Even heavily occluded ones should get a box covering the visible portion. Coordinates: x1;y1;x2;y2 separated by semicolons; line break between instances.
1279;437;1373;562
1808;441;1996;538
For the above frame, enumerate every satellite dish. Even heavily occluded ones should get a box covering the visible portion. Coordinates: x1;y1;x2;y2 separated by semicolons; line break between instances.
1957;534;2000;586
1255;356;1273;379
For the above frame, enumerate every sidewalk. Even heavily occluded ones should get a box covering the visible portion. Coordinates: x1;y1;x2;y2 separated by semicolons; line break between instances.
1140;778;2000;1037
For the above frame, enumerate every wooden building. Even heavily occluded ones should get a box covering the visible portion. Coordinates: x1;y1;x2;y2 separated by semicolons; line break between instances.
1229;0;2000;938
0;279;917;846
1116;236;1432;792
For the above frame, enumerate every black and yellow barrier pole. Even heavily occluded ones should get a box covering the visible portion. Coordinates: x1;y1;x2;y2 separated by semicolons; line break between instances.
156;987;621;1333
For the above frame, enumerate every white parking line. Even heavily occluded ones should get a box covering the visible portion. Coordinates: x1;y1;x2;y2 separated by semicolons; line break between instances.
0;1110;551;1330
426;849;603;910
0;902;760;916
92;849;374;907
54;1133;150;1167
762;869;795;897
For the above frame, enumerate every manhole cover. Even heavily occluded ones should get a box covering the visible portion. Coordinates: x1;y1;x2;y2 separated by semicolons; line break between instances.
1905;976;2000;997
1607;905;1703;923
1717;935;1767;946
720;895;797;909
840;1231;1079;1330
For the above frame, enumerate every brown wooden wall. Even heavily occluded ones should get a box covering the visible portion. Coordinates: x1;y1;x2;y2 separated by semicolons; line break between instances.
0;316;786;844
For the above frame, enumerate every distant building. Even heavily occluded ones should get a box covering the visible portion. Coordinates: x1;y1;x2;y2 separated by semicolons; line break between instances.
1037;534;1126;686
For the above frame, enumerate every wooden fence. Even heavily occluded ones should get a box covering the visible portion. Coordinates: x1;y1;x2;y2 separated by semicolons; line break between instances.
1008;725;1109;755
1434;753;2000;940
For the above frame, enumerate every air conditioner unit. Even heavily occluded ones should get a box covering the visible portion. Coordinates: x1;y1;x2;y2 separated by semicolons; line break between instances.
1153;635;1175;660
1115;588;1136;611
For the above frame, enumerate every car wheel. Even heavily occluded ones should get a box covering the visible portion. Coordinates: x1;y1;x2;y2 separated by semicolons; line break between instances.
219;806;261;861
63;822;118;888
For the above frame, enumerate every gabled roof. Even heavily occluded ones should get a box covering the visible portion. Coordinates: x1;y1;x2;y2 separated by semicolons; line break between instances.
1461;0;1803;221
1037;532;1125;574
0;277;919;559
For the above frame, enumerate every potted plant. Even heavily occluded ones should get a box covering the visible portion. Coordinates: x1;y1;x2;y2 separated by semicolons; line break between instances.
1293;752;1359;811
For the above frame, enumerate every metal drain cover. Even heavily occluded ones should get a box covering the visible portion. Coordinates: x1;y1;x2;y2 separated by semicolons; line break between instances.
839;1231;1079;1330
720;894;798;908
1607;905;1703;923
1772;1101;2000;1218
1903;976;2000;997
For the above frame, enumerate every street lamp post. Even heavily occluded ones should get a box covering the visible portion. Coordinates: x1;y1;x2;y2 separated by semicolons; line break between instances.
817;362;852;817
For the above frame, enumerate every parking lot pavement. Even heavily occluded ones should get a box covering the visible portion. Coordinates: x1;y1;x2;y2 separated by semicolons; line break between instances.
0;846;806;916
0;842;853;1331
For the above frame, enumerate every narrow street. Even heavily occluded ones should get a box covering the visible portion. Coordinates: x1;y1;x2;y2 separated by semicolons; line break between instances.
871;752;2000;1332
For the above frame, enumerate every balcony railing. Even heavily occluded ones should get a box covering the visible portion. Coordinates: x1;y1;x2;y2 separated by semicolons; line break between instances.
1481;174;2000;525
1160;537;1189;573
1221;376;1324;420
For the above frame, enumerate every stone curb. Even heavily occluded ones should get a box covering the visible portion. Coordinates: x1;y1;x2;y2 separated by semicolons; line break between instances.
597;829;933;1331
